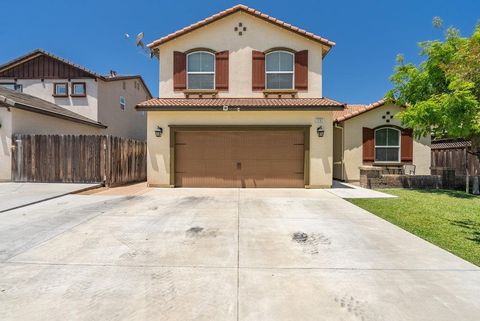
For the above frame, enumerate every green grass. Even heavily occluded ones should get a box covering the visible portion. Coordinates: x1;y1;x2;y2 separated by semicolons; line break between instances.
347;189;480;266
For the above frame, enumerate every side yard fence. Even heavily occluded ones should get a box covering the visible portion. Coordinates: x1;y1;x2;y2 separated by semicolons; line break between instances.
431;139;479;176
11;134;147;187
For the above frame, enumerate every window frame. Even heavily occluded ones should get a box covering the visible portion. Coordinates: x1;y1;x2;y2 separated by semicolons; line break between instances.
53;82;68;97
186;51;216;90
374;127;401;163
71;82;86;97
265;50;295;90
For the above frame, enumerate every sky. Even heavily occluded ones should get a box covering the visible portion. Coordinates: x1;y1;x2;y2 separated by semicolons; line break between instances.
0;0;479;104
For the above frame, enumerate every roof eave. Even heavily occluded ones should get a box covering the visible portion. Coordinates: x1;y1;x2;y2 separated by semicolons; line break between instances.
135;105;345;111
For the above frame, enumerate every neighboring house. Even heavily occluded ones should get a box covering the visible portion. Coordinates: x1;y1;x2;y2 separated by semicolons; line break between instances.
137;4;431;188
0;87;106;180
0;49;152;140
333;100;431;182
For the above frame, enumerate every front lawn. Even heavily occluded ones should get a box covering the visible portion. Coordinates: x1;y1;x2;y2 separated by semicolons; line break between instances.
348;189;480;266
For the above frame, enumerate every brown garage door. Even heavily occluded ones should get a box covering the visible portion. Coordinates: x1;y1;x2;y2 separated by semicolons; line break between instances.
174;130;306;188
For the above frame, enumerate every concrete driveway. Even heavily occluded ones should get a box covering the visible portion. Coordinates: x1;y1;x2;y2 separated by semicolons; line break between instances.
0;188;479;321
0;182;100;212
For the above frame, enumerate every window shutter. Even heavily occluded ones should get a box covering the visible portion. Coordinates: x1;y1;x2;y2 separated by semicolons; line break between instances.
295;50;308;90
173;51;186;90
363;127;375;162
401;128;414;162
252;50;265;91
215;51;229;90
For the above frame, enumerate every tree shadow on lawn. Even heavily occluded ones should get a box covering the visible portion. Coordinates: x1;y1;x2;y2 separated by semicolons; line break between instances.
413;189;479;199
447;219;480;244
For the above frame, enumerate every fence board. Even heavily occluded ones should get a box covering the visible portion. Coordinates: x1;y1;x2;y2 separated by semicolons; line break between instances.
11;134;147;186
431;147;479;176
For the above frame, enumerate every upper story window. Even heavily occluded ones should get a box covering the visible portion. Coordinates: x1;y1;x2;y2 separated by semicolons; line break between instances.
53;83;68;97
375;127;400;162
71;82;86;97
265;51;294;90
0;83;22;92
187;51;215;90
120;96;126;111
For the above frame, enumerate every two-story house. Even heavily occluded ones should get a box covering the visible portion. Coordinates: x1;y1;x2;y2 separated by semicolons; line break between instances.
137;4;431;188
0;49;152;140
0;49;152;181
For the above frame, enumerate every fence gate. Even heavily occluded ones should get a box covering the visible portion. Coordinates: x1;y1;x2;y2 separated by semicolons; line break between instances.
11;134;146;186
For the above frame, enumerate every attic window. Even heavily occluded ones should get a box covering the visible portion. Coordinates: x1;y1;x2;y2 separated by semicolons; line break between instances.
53;83;68;97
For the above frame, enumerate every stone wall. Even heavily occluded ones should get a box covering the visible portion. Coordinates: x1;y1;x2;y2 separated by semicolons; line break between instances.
359;166;476;192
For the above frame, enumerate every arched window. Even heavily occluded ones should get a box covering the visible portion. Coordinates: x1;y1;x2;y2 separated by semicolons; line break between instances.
375;127;401;162
265;51;294;89
187;51;215;89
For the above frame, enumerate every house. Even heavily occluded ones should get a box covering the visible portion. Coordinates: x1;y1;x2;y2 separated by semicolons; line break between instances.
0;49;152;140
136;4;431;188
0;87;107;180
0;49;152;182
333;100;431;182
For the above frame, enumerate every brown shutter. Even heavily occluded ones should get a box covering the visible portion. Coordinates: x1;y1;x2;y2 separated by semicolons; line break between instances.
363;127;375;162
173;51;186;90
215;51;229;91
295;50;308;90
252;50;265;91
401;128;414;162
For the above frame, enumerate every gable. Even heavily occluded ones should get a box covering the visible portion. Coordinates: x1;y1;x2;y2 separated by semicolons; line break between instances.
0;52;98;79
149;4;334;57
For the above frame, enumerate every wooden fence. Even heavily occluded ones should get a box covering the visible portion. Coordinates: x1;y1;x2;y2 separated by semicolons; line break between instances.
431;140;479;176
11;134;147;186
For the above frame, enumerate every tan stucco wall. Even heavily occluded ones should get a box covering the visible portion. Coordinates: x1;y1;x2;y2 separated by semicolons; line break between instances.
146;111;333;187
335;104;431;181
0;108;12;181
1;78;99;121
97;79;149;140
155;11;325;98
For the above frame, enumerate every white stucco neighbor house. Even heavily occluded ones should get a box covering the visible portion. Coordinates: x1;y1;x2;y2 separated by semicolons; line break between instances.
136;4;431;188
0;49;152;181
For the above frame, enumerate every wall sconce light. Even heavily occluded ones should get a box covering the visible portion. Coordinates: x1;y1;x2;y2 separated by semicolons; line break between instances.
154;126;163;137
317;126;325;137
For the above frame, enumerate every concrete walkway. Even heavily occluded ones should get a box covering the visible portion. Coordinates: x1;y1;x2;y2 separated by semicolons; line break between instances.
327;180;397;198
0;188;478;320
0;182;100;212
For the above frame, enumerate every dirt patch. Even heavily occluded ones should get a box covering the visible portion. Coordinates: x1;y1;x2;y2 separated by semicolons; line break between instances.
334;294;381;321
292;231;331;255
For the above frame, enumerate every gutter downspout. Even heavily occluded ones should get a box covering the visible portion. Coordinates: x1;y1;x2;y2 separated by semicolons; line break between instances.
334;123;345;181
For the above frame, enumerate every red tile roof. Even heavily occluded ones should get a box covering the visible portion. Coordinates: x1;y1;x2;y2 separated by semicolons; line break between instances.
334;99;388;122
136;97;344;111
147;4;335;56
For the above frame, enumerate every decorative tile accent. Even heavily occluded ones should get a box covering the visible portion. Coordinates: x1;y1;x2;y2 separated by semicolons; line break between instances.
234;22;247;36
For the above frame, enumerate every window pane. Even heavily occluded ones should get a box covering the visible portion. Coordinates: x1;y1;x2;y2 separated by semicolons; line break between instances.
0;83;16;90
375;129;387;146
266;51;293;72
188;74;214;89
73;84;85;95
387;128;400;146
266;52;280;71
266;73;293;89
55;84;66;95
187;52;214;72
375;147;399;162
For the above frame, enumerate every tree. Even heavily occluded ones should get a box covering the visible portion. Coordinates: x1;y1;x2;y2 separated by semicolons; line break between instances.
386;21;480;193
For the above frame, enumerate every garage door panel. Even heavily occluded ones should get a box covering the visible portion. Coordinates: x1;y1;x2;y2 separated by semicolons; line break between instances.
174;130;306;188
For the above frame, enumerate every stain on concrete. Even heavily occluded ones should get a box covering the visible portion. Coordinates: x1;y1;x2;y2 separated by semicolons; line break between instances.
292;231;331;255
334;294;381;321
184;226;218;244
177;196;211;207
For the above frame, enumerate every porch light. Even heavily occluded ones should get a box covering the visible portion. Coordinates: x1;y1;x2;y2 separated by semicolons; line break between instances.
317;126;325;137
154;126;163;137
